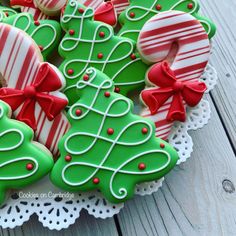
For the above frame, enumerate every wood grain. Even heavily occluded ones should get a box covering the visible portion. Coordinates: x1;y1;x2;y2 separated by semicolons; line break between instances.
200;0;236;151
118;97;236;236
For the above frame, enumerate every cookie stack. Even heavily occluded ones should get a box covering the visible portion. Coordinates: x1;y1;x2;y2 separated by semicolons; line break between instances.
0;0;216;204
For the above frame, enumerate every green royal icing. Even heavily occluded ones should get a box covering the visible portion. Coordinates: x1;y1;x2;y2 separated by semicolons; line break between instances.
50;68;178;203
59;0;149;106
118;0;216;41
0;11;61;60
0;5;17;21
0;101;54;204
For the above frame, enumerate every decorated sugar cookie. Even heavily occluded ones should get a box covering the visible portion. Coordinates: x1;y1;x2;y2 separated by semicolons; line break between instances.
59;0;148;105
78;0;104;10
34;0;67;16
111;0;129;16
0;100;54;204
138;11;210;140
0;23;70;156
50;68;178;203
0;6;17;21
10;0;50;20
118;0;216;42
1;13;61;60
93;2;117;27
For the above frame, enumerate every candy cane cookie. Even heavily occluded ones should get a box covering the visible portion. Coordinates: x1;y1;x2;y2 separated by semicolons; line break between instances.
138;11;211;140
0;23;70;156
111;0;129;16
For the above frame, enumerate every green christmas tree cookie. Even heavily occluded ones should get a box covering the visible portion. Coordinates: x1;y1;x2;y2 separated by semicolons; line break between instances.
50;68;178;203
0;101;54;204
118;0;216;42
1;12;61;60
0;6;17;21
59;0;149;106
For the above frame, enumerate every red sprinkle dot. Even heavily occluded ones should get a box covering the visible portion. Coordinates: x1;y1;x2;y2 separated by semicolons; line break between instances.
99;31;105;38
104;91;110;97
34;21;40;26
5;12;9;17
129;12;135;18
78;8;84;13
142;128;148;134
107;128;114;135
97;53;103;59
67;69;74;75
75;109;82;116
69;29;75;35
93;178;100;184
130;53;136;60
65;155;72;162
187;3;193;9
114;87;120;93
26;163;34;170
38;45;43;51
156;4;162;11
83;74;89;81
138;163;146;170
160;143;165;148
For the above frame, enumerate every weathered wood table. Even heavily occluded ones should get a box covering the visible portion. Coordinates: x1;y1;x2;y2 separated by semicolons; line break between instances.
1;0;236;235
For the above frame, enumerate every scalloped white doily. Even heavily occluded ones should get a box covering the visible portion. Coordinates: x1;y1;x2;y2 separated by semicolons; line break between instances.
0;64;217;230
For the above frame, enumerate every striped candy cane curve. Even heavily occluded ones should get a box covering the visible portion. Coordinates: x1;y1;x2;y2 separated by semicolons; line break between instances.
138;10;210;140
0;23;70;156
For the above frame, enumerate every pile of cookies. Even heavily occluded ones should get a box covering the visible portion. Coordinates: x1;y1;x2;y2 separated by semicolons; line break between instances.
0;0;216;204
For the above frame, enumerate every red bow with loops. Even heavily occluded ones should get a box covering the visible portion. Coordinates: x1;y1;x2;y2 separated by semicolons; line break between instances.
141;61;207;122
0;63;68;130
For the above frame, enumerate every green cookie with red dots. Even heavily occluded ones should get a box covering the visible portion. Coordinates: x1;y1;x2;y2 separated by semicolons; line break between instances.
50;67;178;203
0;100;54;205
1;12;61;60
59;0;149;106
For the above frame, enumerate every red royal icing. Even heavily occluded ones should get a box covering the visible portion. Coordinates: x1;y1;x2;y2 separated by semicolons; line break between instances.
141;61;207;122
0;63;68;130
94;2;117;27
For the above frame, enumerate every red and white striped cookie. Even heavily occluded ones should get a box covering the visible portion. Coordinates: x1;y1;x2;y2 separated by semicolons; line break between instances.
0;23;70;156
35;0;67;16
78;0;104;10
10;0;50;20
138;11;210;140
111;0;129;15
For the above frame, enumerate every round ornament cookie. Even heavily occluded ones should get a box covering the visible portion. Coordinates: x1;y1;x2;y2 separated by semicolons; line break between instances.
50;67;178;203
34;0;67;16
0;23;70;156
1;12;61;60
10;0;50;20
138;11;210;140
0;100;54;204
59;0;149;105
118;0;216;42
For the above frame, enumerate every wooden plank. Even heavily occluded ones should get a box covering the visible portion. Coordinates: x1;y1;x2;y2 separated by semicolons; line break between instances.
0;211;119;236
117;97;236;235
199;0;236;150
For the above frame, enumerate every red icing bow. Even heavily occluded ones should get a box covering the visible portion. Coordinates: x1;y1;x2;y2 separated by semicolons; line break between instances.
94;2;117;27
141;61;207;122
0;63;68;130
